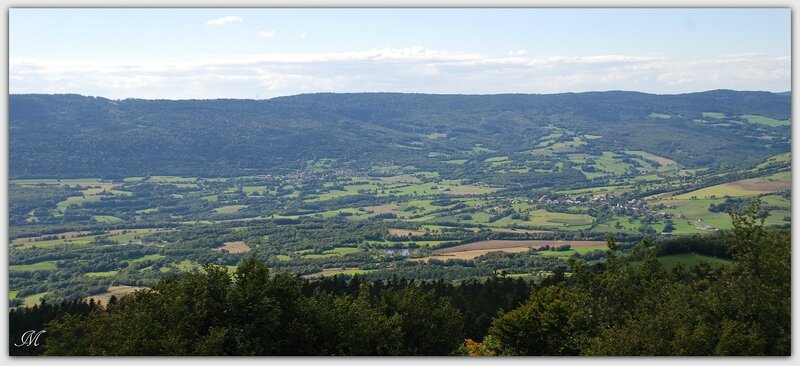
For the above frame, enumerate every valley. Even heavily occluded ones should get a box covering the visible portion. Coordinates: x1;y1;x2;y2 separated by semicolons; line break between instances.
7;91;791;306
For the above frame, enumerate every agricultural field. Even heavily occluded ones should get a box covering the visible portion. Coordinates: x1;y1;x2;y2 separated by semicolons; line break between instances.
215;241;251;254
7;132;790;307
85;285;149;306
10;261;58;271
742;114;791;127
671;171;791;199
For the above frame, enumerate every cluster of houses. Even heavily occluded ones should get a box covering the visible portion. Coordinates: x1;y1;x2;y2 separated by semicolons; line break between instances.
531;193;669;219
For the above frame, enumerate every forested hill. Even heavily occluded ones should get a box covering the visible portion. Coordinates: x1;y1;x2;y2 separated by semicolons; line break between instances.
9;90;790;179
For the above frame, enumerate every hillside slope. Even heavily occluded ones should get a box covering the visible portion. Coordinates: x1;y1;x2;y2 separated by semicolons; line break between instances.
9;90;790;179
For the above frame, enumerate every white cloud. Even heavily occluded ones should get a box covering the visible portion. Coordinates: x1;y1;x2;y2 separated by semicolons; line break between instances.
300;33;307;39
205;16;242;26
8;47;791;99
508;50;527;56
258;30;276;39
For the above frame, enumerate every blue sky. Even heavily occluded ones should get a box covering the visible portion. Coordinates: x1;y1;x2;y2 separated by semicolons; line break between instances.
9;8;791;99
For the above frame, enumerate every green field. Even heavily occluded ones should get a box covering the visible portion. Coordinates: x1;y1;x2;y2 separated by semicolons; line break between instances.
10;261;58;271
242;186;268;194
213;205;248;214
129;254;165;264
625;150;677;167
367;239;453;247
741;114;790;127
175;260;201;271
86;270;118;277
756;152;791;169
148;176;198;183
300;247;361;259
593;216;667;234
426;132;447;139
523;209;593;228
589;152;632;175
93;215;124;223
673;171;790;199
12;235;99;250
57;195;102;209
558;184;632;196
702;112;726;119
537;245;608;258
484;156;510;165
22;292;50;307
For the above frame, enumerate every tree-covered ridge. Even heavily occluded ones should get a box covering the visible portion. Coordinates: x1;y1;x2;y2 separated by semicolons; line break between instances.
9;90;790;179
10;204;790;356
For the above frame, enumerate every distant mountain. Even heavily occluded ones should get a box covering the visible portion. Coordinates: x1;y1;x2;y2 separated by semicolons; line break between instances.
9;90;791;179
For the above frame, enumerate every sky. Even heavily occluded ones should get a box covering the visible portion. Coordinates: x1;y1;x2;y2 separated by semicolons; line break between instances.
9;8;791;99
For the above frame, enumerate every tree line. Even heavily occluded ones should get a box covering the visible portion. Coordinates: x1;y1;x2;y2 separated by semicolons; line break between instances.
10;203;789;355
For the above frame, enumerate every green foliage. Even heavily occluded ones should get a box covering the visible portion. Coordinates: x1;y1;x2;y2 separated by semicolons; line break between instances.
7;91;793;356
10;91;789;179
379;286;464;355
479;201;790;355
41;256;466;356
486;286;585;355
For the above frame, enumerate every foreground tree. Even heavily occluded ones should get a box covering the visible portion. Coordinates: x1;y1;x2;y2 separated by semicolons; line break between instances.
479;201;790;356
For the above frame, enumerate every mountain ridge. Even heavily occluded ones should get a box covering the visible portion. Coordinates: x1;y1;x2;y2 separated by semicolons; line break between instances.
9;90;790;179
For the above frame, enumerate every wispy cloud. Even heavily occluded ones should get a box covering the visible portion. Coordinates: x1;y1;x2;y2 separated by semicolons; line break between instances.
300;33;307;39
258;30;276;39
205;16;242;26
9;47;791;99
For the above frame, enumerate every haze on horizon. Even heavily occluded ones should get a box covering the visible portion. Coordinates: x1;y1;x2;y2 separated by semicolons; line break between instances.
9;8;791;100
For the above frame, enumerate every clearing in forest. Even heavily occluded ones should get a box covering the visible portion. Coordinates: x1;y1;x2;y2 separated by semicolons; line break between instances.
85;285;149;306
215;241;251;254
625;150;677;166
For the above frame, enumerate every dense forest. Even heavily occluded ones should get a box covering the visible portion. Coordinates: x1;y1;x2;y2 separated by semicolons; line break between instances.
9;90;790;179
9;205;790;356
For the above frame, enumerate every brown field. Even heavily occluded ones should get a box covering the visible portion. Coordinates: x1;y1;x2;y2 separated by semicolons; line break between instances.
11;231;91;244
416;247;533;261
388;228;427;237
85;285;149;306
380;175;422;184
434;240;607;255
215;241;251;254
649;156;676;166
728;180;791;192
